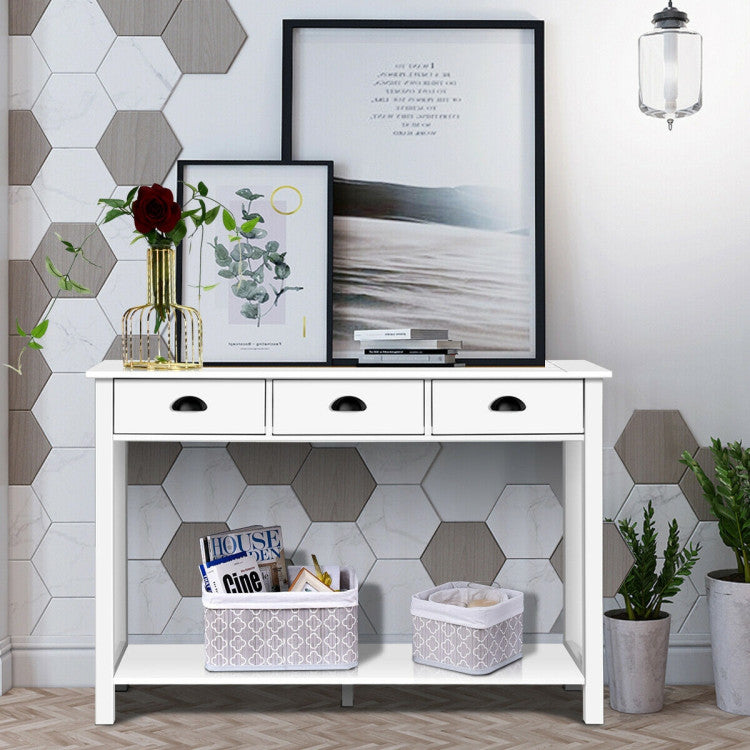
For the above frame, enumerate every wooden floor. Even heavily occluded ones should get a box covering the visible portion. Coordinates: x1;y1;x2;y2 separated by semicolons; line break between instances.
0;685;748;749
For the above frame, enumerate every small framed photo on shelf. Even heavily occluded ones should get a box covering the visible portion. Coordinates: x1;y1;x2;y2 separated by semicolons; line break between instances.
176;160;333;366
289;567;333;593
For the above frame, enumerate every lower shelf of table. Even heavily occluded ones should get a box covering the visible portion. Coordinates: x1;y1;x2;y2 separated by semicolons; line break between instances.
113;642;584;686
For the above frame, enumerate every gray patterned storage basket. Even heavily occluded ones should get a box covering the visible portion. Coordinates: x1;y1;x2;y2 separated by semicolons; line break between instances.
411;582;523;675
204;567;358;671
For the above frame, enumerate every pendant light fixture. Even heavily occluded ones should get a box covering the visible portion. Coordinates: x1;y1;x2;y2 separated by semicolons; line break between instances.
639;1;702;130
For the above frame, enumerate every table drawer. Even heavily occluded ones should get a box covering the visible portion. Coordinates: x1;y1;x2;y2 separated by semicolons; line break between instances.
272;380;424;435
432;380;583;435
114;379;265;435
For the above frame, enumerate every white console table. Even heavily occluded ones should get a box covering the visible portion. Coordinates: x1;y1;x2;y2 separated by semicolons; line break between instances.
87;359;611;725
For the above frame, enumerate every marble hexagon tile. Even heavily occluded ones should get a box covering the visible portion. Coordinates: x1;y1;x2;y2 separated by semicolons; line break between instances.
8;485;51;560
32;373;95;446
293;522;376;583
495;559;563;633
8;561;50;635
356;443;440;484
33;522;95;596
128;559;180;634
33;598;95;636
32;448;95;521
8;186;50;261
686;522;738;595
127;485;181;559
96;260;148;331
9;36;51;109
162;597;203;636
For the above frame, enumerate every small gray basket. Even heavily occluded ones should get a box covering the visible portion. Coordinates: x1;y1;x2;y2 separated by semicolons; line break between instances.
411;582;523;675
204;567;358;671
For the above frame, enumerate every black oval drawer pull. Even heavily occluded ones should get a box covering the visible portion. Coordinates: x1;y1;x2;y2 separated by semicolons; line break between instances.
170;395;208;412
330;395;367;412
490;395;526;412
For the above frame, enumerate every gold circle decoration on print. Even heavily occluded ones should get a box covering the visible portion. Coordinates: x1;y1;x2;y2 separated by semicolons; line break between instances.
270;185;303;215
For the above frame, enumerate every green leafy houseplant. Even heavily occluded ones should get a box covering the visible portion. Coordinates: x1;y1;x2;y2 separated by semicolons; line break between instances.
680;438;750;582
613;501;701;620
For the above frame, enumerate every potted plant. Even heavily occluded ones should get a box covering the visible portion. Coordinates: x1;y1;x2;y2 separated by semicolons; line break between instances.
604;501;700;713
681;439;750;715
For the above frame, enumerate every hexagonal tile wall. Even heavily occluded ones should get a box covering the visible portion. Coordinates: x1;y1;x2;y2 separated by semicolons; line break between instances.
33;522;95;596
686;522;738;594
9;411;51;485
128;485;181;559
162;0;247;74
97;0;181;36
9;185;51;260
97;111;181;185
294;523;376;582
33;223;116;298
495;559;563;633
228;486;311;555
616;485;698;549
9;36;51;109
162;521;228;597
163;447;245;521
33;74;114;147
33;0;116;73
292;448;376;522
9;111;50;186
33;597;94;635
662;575;699;631
679;446;715;521
227;443;311;485
8;485;50;560
550;540;563;581
8;561;50;635
127;442;181;485
486;485;562;559
357;485;440;559
98;37;181;110
356;443;440;484
602;522;634;597
603;447;635;519
128;559;181;633
421;522;505;585
96;260;147;330
9;0;51;35
614;410;698;484
9;336;51;410
98;186;143;260
163;597;204;635
9;260;51;338
32;448;95;521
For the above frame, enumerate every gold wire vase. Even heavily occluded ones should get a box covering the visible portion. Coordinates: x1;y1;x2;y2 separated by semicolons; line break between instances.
122;247;202;369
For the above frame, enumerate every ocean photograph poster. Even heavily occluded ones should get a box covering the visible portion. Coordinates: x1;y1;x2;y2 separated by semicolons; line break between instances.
283;21;545;364
177;161;333;365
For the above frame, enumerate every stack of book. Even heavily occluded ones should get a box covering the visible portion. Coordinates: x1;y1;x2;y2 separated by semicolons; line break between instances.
354;328;461;365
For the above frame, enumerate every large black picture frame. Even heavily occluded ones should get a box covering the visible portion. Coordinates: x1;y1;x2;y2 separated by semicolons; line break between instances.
282;19;545;366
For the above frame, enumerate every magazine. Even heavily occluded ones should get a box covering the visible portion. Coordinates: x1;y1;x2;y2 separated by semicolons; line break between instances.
200;550;264;594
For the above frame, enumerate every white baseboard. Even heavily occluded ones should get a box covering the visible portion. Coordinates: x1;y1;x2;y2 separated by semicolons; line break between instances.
0;637;11;694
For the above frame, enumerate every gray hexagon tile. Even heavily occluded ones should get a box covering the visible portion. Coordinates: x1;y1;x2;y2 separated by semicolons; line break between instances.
33;0;115;73
33;448;95;521
96;260;147;330
40;298;116;371
616;485;698;553
679;447;715;521
356;443;440;484
97;111;181;185
292;448;375;522
33;522;95;596
128;442;181;484
8;485;51;560
294;523;376;583
32;373;95;446
162;522;228;597
9;37;51;109
33;74;114;147
487;485;562;559
9;0;51;35
614;410;698;484
228;486;311;555
680;595;709;634
9;185;50;260
163;447;245;521
495;559;563;633
603;522;634;598
33;149;115;222
98;37;180;110
360;560;433;636
162;0;247;74
686;522;737;595
421;443;562;522
8;561;50;635
9;411;51;485
33;598;94;635
227;443;311;485
9;111;50;185
421;522;505;585
162;597;203;635
357;485;439;559
128;560;180;633
9;260;51;337
128;485;181;559
9;335;51;410
97;0;180;35
603;447;634;520
33;223;116;298
358;606;376;637
550;540;563;581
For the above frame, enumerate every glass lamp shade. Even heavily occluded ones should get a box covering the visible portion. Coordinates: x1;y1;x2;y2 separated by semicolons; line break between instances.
639;5;702;129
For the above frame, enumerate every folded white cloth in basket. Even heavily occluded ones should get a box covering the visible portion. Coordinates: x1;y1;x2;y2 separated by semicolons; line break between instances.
428;586;507;608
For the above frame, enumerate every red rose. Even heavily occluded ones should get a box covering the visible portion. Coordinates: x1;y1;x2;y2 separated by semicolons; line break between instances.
132;184;181;235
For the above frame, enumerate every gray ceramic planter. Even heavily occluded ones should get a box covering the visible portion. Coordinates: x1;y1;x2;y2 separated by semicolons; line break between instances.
706;570;750;715
604;609;670;713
